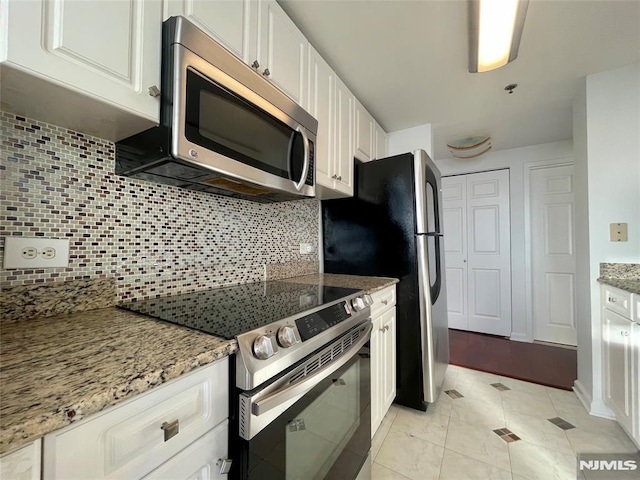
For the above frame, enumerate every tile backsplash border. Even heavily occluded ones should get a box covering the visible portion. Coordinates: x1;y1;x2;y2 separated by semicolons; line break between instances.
0;112;319;311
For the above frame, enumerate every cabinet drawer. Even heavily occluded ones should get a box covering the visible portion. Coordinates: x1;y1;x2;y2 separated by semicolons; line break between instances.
370;285;396;316
43;358;228;480
602;285;633;319
143;420;228;480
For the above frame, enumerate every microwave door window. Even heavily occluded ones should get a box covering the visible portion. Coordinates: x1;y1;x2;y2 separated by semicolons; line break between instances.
185;70;293;180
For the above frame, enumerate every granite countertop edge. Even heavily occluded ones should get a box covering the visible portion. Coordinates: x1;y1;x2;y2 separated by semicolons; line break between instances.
0;308;237;456
597;277;640;295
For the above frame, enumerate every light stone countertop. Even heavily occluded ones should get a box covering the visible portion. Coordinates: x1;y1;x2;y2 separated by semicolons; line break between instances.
597;277;640;295
0;307;236;455
283;273;399;294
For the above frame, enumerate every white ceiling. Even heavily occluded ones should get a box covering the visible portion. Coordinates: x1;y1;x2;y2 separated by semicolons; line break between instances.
279;0;640;159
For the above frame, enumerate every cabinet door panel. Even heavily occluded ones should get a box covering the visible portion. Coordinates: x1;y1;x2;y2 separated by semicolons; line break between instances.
4;0;161;130
381;308;397;411
370;324;382;437
164;0;252;62
308;47;335;189
257;0;307;105
354;101;373;162
603;308;633;434
334;77;354;196
374;122;387;160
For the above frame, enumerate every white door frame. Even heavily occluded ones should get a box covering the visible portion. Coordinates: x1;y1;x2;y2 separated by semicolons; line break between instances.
523;157;574;343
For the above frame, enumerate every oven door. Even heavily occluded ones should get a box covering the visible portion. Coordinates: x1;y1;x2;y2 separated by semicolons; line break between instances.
234;321;371;480
173;44;315;198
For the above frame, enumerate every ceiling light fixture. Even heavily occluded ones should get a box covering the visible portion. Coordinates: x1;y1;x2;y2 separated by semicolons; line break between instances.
468;0;529;73
447;136;492;159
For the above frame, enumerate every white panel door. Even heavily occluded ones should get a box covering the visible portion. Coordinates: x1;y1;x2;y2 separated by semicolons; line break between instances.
466;170;511;336
256;0;307;105
442;176;468;330
163;0;253;63
530;165;577;345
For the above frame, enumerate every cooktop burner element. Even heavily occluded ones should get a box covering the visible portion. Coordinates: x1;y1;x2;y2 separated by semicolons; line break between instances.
119;280;362;340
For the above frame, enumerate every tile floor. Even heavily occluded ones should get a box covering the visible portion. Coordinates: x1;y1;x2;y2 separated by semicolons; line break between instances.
371;365;639;480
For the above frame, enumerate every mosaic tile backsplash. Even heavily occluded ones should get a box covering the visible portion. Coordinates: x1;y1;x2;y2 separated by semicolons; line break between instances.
0;112;320;308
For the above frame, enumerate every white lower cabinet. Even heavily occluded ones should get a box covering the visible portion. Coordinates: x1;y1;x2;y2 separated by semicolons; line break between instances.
370;285;397;437
143;421;228;480
43;357;229;480
0;439;41;480
601;285;639;447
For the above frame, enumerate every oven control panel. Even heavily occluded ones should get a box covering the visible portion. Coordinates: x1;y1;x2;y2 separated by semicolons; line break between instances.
295;302;352;341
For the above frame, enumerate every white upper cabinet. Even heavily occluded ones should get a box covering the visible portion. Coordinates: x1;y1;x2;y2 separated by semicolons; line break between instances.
374;121;388;160
354;100;374;162
254;0;307;106
334;77;355;197
163;0;254;63
308;47;335;190
1;0;162;139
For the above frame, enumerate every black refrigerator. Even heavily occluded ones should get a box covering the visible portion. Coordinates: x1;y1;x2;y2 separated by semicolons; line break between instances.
322;150;449;411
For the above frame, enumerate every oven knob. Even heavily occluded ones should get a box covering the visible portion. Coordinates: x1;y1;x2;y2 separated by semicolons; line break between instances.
363;294;373;306
351;297;366;311
277;326;298;348
252;335;275;360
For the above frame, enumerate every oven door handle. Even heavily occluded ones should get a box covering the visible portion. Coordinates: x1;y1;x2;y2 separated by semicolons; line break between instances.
252;322;372;416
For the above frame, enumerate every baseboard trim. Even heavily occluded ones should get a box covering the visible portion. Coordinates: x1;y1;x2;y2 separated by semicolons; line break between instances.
573;379;591;412
573;380;616;419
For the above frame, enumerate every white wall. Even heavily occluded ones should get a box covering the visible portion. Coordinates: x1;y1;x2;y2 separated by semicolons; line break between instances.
388;124;434;158
581;62;640;416
436;140;575;342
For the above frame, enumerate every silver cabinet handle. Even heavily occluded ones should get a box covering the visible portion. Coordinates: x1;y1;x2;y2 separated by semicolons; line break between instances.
148;85;161;97
385;325;390;332
217;458;233;475
608;297;618;303
332;174;338;179
382;300;388;305
379;327;386;332
621;331;630;337
161;419;179;441
262;68;271;77
251;60;260;69
337;176;342;181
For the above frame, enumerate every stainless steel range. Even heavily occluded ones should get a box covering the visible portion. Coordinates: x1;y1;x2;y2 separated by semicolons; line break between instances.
120;280;373;480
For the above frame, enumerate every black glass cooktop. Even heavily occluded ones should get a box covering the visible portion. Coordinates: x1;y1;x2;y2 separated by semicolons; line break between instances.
118;281;361;340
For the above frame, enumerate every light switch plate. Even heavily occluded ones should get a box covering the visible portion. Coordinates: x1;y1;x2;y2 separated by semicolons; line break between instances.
3;237;70;268
609;223;628;242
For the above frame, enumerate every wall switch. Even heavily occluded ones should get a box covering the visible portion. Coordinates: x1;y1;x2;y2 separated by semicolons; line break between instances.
609;223;628;242
299;243;316;255
3;237;70;269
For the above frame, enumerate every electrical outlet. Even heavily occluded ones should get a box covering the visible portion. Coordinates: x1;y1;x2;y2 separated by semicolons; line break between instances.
299;243;316;255
609;223;628;242
4;237;70;269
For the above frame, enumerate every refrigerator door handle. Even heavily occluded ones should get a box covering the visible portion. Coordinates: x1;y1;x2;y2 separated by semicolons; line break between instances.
425;232;444;237
416;234;436;403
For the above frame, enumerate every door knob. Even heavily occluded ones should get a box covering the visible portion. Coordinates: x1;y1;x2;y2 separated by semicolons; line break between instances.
262;68;271;77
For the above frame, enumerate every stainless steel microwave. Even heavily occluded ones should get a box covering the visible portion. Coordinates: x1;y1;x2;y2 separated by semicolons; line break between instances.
115;16;317;203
